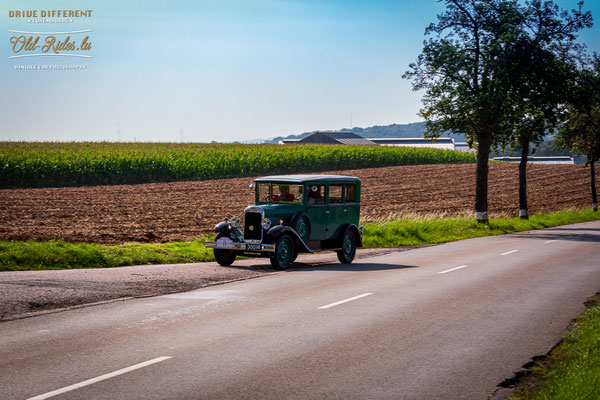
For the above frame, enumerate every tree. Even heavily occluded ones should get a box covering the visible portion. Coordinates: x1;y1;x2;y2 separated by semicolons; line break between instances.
503;0;591;219
505;43;565;219
555;56;600;212
404;0;523;223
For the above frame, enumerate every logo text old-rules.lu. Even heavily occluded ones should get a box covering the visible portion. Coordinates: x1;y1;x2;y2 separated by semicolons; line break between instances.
8;8;93;61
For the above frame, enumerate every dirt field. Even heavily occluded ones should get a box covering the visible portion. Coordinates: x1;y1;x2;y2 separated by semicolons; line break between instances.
0;163;597;245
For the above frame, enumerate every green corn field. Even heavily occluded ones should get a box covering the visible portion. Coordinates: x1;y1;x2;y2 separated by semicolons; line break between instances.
0;142;476;188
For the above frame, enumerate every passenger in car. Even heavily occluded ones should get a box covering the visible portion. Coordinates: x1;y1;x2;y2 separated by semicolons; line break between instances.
308;185;324;205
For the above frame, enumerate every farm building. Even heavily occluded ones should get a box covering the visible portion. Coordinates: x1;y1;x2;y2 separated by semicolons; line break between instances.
454;142;474;152
369;137;455;150
279;132;460;149
279;131;376;145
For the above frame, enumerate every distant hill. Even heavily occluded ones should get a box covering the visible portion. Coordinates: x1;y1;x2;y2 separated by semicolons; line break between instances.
264;122;466;144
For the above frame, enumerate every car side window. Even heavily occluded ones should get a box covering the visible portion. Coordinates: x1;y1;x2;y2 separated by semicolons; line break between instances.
272;184;303;203
329;184;343;204
345;183;356;203
307;184;325;205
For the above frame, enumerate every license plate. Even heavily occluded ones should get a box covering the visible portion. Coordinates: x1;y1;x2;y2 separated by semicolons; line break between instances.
246;244;261;251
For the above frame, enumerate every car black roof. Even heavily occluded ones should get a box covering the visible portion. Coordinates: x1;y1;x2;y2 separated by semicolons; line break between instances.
254;174;361;184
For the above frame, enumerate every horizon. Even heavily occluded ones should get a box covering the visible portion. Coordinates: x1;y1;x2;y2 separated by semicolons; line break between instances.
0;120;430;143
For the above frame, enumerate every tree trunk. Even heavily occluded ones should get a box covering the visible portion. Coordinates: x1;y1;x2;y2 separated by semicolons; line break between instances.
475;134;491;223
591;160;598;212
519;140;529;219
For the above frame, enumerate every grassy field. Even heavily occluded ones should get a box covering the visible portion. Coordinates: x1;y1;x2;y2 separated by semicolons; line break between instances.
508;294;600;400
1;208;598;271
0;142;475;188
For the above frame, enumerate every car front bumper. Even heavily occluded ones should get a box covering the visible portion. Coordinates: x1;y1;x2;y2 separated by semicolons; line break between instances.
205;240;276;253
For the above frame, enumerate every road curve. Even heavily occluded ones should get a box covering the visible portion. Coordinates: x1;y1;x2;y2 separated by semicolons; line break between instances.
1;220;599;399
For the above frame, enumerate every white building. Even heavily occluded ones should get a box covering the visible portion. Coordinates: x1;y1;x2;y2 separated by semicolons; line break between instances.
492;156;574;164
369;137;455;150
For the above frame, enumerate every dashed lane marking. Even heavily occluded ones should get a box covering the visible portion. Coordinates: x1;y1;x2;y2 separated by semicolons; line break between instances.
27;356;173;400
319;293;374;309
438;265;468;274
501;250;520;256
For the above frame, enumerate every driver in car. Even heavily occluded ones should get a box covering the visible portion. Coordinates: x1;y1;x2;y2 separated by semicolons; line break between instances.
275;185;295;202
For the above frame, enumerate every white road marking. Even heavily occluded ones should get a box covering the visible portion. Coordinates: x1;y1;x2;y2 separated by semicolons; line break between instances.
544;240;558;243
501;250;520;256
27;356;172;400
319;293;373;309
438;265;468;274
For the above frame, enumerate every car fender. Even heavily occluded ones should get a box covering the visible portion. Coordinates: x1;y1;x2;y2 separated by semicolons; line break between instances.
267;225;313;253
339;224;363;248
214;221;234;234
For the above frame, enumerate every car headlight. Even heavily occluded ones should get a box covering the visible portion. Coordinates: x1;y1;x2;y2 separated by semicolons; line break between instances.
231;216;241;228
261;218;271;230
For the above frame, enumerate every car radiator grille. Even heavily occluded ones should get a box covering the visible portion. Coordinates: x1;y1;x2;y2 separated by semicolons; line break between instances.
244;211;263;241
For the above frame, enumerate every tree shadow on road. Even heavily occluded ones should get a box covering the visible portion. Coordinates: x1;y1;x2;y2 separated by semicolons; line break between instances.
511;232;600;243
539;227;600;232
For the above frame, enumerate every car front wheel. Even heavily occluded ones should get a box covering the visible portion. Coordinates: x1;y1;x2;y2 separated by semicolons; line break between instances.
214;233;237;266
337;231;357;264
270;234;295;270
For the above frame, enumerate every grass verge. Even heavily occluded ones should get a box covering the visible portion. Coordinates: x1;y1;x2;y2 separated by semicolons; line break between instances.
0;238;214;271
1;208;599;271
361;208;600;247
506;293;600;400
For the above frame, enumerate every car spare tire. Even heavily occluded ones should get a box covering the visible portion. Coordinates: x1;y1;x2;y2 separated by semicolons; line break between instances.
290;212;311;244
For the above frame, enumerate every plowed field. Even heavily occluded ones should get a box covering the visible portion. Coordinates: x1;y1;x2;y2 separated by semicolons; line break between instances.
0;163;597;245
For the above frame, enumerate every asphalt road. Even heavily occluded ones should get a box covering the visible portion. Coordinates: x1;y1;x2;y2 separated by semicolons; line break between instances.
1;221;599;400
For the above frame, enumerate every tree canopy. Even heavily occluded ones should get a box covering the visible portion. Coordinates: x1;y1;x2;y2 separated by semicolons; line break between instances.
404;0;593;221
555;55;600;211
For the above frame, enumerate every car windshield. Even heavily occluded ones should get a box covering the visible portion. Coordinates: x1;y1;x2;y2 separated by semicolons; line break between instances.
257;183;303;204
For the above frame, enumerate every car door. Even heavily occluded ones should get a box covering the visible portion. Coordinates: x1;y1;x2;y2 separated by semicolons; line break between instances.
344;182;360;226
306;183;328;240
327;183;346;240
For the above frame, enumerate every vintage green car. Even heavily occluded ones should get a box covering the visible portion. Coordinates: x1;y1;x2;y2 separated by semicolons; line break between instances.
205;174;363;269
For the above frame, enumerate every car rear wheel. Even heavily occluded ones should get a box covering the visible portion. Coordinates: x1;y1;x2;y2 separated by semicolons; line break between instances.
337;231;356;264
214;233;237;266
270;234;295;270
